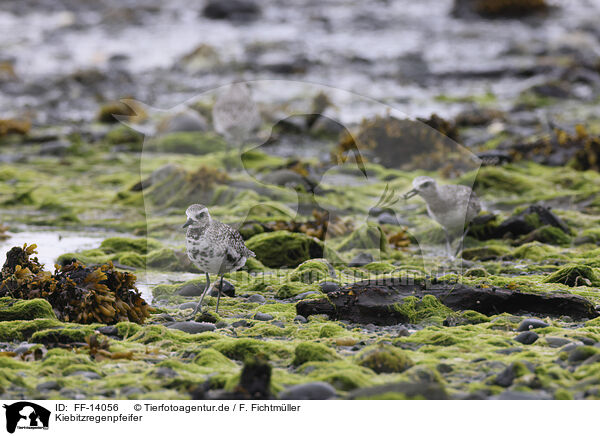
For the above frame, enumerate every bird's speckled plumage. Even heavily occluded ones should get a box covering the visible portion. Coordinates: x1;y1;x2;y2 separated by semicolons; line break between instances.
184;204;255;275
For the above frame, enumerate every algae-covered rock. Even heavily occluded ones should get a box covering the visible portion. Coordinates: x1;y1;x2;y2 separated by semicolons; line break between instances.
335;224;389;254
461;245;510;261
246;230;324;268
293;342;339;365
543;264;600;287
274;282;319;299
357;346;414;374
289;259;331;283
0;297;56;321
147;132;227;154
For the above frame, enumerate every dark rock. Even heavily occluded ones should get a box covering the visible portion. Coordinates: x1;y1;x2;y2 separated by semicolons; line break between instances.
495;204;569;239
545;337;571;348
247;294;266;304
215;321;229;329
292;291;320;301
515;331;539;345
437;363;453;374
96;325;119;336
296;279;599;325
207;280;235;297
36;380;61;391
495;347;523;355
319;281;341;294
154;367;178;379
348;252;374;267
167;321;216;334
575;336;595;346
396;326;411;337
294;315;307;323
254;312;274;321
452;0;549;19
517;318;549;331
568;346;597;363
232;320;251;328
176;283;206;297
279;382;337;400
347;382;448;400
202;0;260;21
493;362;526;387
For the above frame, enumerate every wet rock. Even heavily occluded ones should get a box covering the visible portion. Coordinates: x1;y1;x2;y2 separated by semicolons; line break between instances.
71;371;101;380
493;362;527;387
36;381;60;391
167;321;216;334
347;382;448;400
163;110;208;133
397;326;411;337
179;302;198;310
495;204;569;239
96;326;119;336
517;318;549;331
232;320;251;328
202;0;260;21
278;382;337;400
348;252;375;267
319;281;341;294
247;294;266;304
515;331;539;345
292;291;320;301
568;346;598;363
296;279;599;325
176;283;206;297
544;264;600;287
254;312;274;321
207;280;235;297
154;367;178;379
545;337;571;348
294;315;307;323
357;346;414;374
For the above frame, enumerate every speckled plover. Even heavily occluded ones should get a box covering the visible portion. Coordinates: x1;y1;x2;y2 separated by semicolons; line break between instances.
183;204;255;315
403;176;481;257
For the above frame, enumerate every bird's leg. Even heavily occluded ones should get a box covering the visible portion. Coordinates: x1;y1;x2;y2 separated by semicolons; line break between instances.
215;274;225;314
190;272;211;317
444;229;454;259
454;226;470;258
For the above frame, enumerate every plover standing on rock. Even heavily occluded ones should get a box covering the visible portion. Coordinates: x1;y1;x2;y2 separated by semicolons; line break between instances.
403;176;481;257
183;204;255;315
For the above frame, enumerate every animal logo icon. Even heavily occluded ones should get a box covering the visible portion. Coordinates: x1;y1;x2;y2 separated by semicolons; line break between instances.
3;402;50;433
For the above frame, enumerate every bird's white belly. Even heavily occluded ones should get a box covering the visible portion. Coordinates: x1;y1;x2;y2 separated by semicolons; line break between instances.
186;239;245;274
428;206;468;233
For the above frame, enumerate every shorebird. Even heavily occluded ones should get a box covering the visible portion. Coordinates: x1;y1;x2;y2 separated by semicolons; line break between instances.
403;176;481;257
183;204;255;315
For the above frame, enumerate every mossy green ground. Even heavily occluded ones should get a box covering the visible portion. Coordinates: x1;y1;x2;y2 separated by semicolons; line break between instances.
2;122;600;399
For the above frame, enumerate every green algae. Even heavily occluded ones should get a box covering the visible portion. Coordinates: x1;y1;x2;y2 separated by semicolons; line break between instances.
148;132;227;155
289;259;330;284
0;297;56;321
357;345;414;374
543;264;600;287
334;223;389;254
391;295;456;324
274;282;319;299
293;342;340;365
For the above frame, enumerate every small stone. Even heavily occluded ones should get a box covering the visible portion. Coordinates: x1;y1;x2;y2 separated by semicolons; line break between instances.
254;312;274;321
568;346;597;363
215;321;229;329
294;315;307;324
71;371;101;380
248;294;266;304
232;320;251;328
176;283;206;297
495;347;523;355
319;281;340;294
36;381;60;391
396;326;411;337
96;326;119;336
202;0;260;21
436;363;453;374
270;321;285;328
514;331;539;345
545;337;571;348
348;252;374;267
154;367;178;379
278;382;337;400
208;280;235;297
517;318;549;331
168;321;216;334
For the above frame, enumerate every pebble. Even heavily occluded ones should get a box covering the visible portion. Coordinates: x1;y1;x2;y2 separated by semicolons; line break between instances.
278;382;337;400
319;281;341;294
247;294;266;304
396;326;411;337
167;321;216;334
208;280;236;297
176;283;206;297
71;371;101;380
514;331;539;345
232;320;251;328
254;312;274;321
36;380;61;391
294;315;307;324
517;318;549;331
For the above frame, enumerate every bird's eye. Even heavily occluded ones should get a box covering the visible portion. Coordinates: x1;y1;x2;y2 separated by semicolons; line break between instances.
422;182;431;188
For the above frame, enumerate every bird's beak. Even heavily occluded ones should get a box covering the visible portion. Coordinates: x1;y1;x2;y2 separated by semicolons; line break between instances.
182;218;193;228
403;189;418;199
